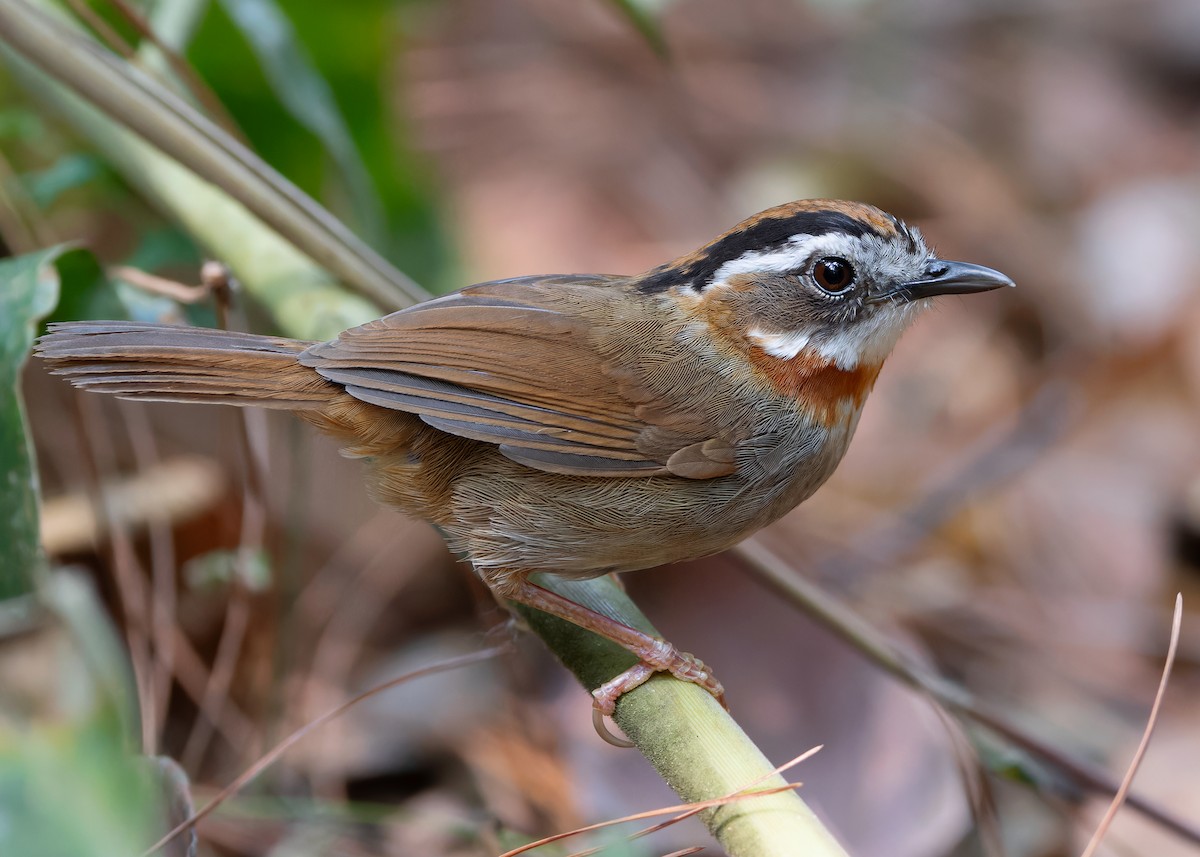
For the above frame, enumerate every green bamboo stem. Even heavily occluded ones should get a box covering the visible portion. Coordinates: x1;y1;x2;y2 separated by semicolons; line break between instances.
528;576;848;855
0;0;425;333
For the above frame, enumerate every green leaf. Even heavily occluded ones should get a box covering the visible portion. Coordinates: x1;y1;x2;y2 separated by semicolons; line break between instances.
0;707;159;856
0;572;166;857
0;244;72;599
191;0;455;293
0;245;147;599
216;0;387;245
46;244;124;322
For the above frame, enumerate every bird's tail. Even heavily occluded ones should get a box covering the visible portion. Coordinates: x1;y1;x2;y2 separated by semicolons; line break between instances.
36;321;338;410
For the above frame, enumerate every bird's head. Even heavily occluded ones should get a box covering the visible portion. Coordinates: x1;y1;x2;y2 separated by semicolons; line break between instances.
640;199;1013;377
632;200;1014;425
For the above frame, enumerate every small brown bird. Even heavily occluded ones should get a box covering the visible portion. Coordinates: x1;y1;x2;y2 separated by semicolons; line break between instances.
37;199;1012;715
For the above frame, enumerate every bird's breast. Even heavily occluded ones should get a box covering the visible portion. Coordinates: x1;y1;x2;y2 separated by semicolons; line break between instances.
665;282;883;429
743;345;882;428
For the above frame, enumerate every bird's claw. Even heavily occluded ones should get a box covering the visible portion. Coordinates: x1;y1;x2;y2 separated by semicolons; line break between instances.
590;643;726;719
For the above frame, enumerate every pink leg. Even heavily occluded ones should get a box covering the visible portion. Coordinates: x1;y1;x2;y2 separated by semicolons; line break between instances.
493;574;725;715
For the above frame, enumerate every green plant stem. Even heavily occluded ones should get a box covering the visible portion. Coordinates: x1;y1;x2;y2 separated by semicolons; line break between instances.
0;59;375;339
0;0;428;329
525;576;847;855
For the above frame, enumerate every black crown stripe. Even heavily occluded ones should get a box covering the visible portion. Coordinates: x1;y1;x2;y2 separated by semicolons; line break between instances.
637;210;881;294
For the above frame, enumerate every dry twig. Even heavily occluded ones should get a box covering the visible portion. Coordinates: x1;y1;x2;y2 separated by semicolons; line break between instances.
140;644;512;857
1079;594;1183;857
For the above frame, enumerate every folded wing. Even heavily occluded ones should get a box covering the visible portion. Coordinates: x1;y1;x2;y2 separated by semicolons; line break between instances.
299;276;736;479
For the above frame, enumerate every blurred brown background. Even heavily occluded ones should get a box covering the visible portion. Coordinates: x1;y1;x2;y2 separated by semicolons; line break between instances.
16;0;1200;854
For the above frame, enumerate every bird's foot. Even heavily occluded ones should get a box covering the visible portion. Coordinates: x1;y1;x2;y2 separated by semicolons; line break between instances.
591;640;726;717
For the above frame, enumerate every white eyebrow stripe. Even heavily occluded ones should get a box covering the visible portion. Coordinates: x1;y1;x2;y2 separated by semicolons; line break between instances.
709;241;814;286
707;232;864;289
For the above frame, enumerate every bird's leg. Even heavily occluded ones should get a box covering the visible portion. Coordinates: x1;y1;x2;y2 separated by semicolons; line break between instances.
490;572;725;716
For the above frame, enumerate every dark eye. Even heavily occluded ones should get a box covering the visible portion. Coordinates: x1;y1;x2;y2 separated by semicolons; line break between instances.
812;256;855;294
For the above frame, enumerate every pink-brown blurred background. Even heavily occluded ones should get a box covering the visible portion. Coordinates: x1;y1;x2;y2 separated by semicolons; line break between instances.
15;0;1200;854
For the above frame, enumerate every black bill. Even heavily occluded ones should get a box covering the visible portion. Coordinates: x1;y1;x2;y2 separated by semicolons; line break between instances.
894;258;1015;301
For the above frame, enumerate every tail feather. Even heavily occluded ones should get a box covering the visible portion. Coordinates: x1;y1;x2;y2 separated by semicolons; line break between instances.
36;321;337;410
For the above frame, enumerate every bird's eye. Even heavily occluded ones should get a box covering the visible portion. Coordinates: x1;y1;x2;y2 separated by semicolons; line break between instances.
812;257;855;294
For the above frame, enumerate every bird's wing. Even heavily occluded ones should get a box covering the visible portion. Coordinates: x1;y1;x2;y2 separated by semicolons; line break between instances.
299;275;737;479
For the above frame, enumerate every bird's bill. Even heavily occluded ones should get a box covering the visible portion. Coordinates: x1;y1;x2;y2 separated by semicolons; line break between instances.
895;259;1015;300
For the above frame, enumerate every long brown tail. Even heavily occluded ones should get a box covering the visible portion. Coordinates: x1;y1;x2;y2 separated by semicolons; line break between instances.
36;321;339;410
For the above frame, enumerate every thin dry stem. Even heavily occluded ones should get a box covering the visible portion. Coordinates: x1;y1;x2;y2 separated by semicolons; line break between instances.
109;265;214;304
930;701;1003;857
182;297;271;771
301;524;425;795
1079;593;1183;857
619;746;824;849
64;0;133;57
168;624;256;751
293;509;396;631
72;390;155;750
118;401;178;753
140;644;511;857
499;784;804;857
180;587;252;772
500;746;822;857
738;538;1200;845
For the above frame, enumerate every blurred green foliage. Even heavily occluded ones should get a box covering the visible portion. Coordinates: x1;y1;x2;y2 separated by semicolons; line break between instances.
191;0;456;292
0;242;168;855
0;243;154;599
23;152;105;208
606;0;670;56
0;246;70;598
0;571;169;857
0;709;158;857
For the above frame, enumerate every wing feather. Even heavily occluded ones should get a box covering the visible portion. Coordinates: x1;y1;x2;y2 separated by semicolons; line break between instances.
299;276;735;478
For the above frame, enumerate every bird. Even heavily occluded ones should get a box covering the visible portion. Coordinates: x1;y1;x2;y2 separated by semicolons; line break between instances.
36;199;1013;717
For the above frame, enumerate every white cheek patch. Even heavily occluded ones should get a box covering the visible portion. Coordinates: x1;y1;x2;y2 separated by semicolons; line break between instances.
748;327;813;360
749;325;866;369
814;308;917;369
748;305;919;371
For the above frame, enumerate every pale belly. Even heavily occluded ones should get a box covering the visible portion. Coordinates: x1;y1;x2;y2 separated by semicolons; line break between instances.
441;417;856;578
344;394;862;579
